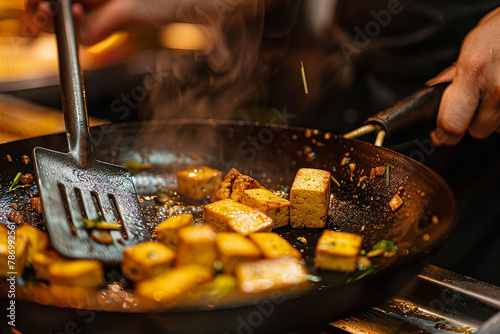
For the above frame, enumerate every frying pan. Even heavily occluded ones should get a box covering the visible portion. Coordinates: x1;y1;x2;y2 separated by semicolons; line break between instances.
0;116;455;333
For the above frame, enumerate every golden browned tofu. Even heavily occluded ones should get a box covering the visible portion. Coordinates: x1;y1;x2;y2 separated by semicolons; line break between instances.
239;188;290;228
235;257;309;293
0;225;29;278
203;198;273;234
315;230;363;272
290;168;331;228
214;168;262;202
47;259;104;288
122;241;176;281
177;166;222;200
176;225;218;268
31;250;66;281
215;233;261;274
248;232;302;260
155;214;193;250
136;264;213;302
15;224;49;263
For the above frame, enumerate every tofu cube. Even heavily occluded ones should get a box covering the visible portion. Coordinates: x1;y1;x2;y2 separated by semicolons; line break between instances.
248;232;302;260
31;250;66;281
215;233;261;274
155;214;193;250
315;230;363;272
15;224;49;263
238;188;290;228
177;166;222;200
214;168;262;202
290;168;331;228
47;259;104;288
122;241;176;281
235;257;309;293
0;225;29;278
176;225;218;268
136;265;213;303
203;198;273;234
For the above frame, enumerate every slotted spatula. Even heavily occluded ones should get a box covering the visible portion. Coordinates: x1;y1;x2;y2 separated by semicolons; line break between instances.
33;0;148;263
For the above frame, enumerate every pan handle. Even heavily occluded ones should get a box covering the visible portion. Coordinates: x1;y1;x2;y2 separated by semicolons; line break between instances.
52;0;94;166
363;82;449;146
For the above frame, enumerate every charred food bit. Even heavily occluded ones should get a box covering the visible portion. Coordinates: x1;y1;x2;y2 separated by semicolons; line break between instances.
121;241;176;281
314;230;363;272
290;168;331;228
176;225;218;268
30;197;43;214
248;232;302;260
177;166;222;200
203;198;273;234
389;193;404;212
215;233;261;274
155;214;193;250
238;188;290;228
235;256;309;294
7;210;23;224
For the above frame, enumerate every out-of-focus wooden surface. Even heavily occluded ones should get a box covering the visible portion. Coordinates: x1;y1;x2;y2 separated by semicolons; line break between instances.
0;94;106;143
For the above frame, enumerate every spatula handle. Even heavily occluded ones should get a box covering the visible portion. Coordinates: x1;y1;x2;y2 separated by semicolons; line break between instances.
52;0;93;166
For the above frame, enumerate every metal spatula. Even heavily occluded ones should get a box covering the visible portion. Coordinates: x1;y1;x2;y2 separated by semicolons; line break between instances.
33;0;147;263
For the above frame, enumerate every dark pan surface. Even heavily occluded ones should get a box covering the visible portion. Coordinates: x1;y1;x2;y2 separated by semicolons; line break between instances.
0;119;456;333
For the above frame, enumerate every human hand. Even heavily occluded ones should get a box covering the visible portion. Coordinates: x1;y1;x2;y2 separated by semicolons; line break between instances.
25;0;176;45
427;7;500;146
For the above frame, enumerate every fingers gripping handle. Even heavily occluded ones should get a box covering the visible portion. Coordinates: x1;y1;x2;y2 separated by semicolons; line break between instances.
52;0;93;166
365;83;449;145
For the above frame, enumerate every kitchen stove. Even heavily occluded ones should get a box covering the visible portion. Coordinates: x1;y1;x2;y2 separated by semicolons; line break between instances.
326;265;500;334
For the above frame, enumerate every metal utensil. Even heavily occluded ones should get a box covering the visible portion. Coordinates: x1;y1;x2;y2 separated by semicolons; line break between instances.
32;0;147;263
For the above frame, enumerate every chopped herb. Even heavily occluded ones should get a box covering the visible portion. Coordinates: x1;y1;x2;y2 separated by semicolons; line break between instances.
371;239;398;253
297;236;307;244
330;175;341;187
386;166;390;187
300;61;309;95
81;217;121;230
347;266;378;283
8;172;22;191
124;160;152;174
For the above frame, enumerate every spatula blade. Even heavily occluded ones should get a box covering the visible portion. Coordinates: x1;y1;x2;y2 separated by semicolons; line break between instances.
33;147;148;263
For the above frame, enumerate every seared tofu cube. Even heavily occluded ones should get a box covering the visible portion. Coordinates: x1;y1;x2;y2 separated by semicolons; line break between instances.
177;166;222;200
155;214;193;250
239;188;290;228
176;225;217;268
214;168;262;202
235;257;309;293
215;233;261;274
48;259;104;288
290;168;331;228
122;241;176;281
315;230;363;272
248;232;302;259
15;224;49;263
0;225;29;278
136;264;213;302
203;198;273;234
31;250;66;281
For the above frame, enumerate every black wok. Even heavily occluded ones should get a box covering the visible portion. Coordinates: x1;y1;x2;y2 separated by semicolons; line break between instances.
0;119;455;333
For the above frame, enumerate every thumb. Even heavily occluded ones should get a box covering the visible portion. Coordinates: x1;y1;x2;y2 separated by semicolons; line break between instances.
431;74;481;146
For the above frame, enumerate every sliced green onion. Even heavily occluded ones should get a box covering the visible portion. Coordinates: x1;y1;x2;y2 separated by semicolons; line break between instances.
8;172;22;191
